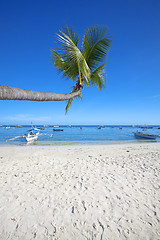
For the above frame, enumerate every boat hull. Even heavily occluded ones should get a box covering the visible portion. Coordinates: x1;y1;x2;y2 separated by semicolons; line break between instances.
134;132;158;140
26;135;38;142
53;129;64;131
26;132;39;142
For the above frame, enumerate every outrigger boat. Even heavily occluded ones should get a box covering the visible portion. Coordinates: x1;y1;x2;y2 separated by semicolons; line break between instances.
7;127;40;143
25;131;39;142
134;131;159;140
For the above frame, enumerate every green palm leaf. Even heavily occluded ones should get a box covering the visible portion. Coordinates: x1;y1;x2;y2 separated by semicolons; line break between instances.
51;27;91;84
51;49;78;81
90;63;106;90
58;31;91;83
65;86;82;114
60;25;80;46
82;25;112;70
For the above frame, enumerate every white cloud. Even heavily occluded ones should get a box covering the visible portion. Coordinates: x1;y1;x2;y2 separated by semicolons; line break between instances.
1;114;52;124
150;94;160;99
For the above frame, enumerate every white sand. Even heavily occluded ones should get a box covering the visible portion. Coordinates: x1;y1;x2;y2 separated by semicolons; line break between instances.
0;142;160;240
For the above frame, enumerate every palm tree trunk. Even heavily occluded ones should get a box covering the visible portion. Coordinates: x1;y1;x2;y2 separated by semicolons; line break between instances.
0;85;82;101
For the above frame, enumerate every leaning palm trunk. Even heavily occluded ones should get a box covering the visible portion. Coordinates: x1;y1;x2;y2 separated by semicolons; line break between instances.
0;85;82;101
0;25;111;112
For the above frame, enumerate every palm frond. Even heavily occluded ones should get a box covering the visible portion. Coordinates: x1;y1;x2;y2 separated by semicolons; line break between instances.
82;25;112;70
51;50;64;70
58;31;91;82
65;86;82;114
51;49;78;81
52;27;91;83
60;25;80;46
65;98;74;114
89;63;106;90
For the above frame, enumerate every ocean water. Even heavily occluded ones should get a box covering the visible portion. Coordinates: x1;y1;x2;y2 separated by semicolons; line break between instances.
0;125;160;145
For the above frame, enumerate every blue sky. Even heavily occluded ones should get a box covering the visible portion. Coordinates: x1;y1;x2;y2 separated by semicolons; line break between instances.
0;0;160;125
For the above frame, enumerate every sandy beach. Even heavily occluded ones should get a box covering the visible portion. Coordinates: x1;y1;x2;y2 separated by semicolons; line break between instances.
0;142;160;240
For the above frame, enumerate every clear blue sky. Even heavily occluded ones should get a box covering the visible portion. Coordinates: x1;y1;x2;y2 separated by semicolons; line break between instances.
0;0;160;125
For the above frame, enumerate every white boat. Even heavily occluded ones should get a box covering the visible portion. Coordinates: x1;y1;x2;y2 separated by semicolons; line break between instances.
6;128;39;143
68;125;74;128
134;131;159;140
98;125;105;129
25;131;39;142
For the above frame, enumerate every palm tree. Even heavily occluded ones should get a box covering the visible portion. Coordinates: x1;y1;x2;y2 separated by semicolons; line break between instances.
0;25;111;112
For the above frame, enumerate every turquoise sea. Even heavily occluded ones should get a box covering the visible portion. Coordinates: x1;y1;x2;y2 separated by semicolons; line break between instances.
0;125;160;145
